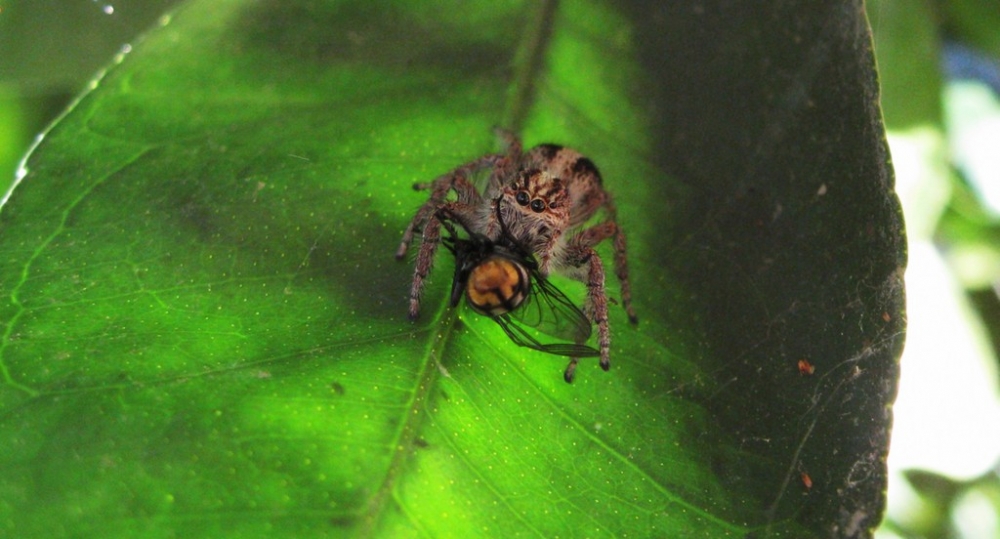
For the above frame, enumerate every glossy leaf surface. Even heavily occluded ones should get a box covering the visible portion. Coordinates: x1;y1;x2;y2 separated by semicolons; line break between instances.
0;1;904;537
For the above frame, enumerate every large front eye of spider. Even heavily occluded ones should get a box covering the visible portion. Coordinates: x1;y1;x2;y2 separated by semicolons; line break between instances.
529;199;546;213
515;191;530;206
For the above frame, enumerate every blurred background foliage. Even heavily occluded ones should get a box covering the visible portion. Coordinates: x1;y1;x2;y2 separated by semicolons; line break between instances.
1;1;999;536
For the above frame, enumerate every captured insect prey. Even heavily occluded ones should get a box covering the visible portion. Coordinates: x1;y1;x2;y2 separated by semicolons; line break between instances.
396;128;637;381
438;209;600;383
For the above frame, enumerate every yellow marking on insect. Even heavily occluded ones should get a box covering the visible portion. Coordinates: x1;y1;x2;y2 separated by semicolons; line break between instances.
466;258;528;316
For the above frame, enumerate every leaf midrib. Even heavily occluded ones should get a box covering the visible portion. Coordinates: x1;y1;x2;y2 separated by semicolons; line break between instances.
359;305;458;533
358;1;560;533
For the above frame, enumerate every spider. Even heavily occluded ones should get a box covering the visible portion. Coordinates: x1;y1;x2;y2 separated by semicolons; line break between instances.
436;208;601;382
396;129;636;378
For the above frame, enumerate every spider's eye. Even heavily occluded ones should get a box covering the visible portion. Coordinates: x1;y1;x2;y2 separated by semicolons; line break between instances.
530;199;546;213
515;191;530;206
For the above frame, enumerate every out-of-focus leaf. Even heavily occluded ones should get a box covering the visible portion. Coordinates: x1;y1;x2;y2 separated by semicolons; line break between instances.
870;1;1000;538
0;1;186;206
0;0;181;90
868;0;942;128
0;90;26;194
938;0;1000;59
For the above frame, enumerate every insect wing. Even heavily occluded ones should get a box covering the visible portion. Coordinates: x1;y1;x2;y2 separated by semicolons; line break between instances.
493;314;600;358
506;271;594;347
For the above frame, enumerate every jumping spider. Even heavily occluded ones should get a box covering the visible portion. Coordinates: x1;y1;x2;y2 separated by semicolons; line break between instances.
396;129;636;380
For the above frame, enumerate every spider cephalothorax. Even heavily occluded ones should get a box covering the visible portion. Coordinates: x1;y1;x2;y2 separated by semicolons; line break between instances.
495;169;569;260
396;129;636;380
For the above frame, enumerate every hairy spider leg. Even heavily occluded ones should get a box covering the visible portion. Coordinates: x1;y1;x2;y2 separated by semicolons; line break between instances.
406;199;480;320
395;153;502;260
407;212;442;320
493;127;524;165
495;197;603;383
600;199;638;324
562;222;623;378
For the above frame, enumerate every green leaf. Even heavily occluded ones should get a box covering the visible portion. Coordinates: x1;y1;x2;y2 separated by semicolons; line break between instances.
0;89;27;196
0;1;904;537
0;0;180;90
0;0;184;194
866;0;943;129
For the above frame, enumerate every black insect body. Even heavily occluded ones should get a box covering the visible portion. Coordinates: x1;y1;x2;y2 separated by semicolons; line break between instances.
437;209;600;382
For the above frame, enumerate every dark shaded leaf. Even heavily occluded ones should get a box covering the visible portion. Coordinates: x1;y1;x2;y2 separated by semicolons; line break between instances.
0;1;903;537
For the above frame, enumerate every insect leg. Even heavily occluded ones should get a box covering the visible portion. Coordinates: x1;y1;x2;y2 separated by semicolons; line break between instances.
564;358;580;383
